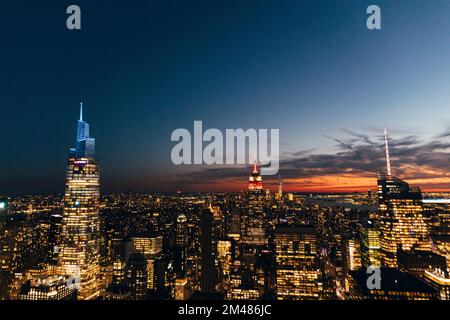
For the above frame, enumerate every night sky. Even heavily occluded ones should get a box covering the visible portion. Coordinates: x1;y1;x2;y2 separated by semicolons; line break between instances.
1;0;450;195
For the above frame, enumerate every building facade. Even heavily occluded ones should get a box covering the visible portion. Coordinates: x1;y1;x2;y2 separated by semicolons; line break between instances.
275;225;321;300
58;104;101;300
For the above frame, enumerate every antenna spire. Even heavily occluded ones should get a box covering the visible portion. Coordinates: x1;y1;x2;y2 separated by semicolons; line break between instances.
384;127;392;176
79;102;83;121
252;161;258;174
252;151;258;174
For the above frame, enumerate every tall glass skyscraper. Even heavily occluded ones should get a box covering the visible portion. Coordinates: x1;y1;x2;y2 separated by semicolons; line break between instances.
378;130;431;267
378;174;431;267
58;104;101;300
360;220;381;268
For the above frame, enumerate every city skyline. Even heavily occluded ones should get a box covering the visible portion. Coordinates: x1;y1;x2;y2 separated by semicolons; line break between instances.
1;96;450;302
2;0;450;195
2;0;450;307
2;103;449;195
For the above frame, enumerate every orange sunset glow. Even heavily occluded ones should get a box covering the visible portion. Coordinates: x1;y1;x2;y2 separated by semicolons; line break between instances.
183;167;450;193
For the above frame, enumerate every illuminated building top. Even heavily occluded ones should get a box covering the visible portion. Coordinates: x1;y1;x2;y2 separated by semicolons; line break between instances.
378;128;422;204
70;102;95;158
248;162;263;191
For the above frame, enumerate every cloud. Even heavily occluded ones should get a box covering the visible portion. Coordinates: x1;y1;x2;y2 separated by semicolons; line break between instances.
324;135;357;150
291;149;315;157
437;126;450;139
339;128;377;146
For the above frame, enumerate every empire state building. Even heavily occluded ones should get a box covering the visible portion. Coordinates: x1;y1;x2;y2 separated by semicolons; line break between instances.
58;103;101;300
244;162;267;246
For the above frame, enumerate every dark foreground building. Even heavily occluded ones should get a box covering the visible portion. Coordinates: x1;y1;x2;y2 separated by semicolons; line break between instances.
348;268;436;300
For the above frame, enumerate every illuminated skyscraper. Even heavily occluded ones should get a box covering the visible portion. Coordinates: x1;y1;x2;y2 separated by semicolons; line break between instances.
345;239;362;271
174;213;188;276
248;162;263;213
360;220;381;267
176;214;188;248
217;240;232;277
58;104;101;300
275;225;321;300
275;176;283;201
378;129;431;267
131;232;164;291
244;163;267;246
0;217;21;298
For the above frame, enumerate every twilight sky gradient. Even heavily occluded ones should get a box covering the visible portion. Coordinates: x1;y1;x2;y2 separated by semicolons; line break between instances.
1;0;450;194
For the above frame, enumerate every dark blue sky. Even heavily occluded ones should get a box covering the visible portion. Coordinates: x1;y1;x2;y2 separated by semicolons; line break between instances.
1;0;450;194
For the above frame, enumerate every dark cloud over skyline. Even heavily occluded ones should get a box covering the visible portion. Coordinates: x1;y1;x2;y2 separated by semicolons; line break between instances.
170;127;450;192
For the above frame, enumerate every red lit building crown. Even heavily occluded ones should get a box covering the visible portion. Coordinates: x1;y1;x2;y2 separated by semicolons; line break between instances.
248;162;263;191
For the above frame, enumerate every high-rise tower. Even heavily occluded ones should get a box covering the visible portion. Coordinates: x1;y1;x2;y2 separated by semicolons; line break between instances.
131;232;164;291
276;176;283;201
360;220;381;268
378;129;431;267
248;162;263;200
58;103;101;300
174;213;188;277
200;208;216;293
244;163;266;245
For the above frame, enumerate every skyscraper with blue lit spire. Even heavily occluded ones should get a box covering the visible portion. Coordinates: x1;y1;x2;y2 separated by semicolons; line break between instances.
70;103;95;158
59;103;101;300
76;102;89;141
